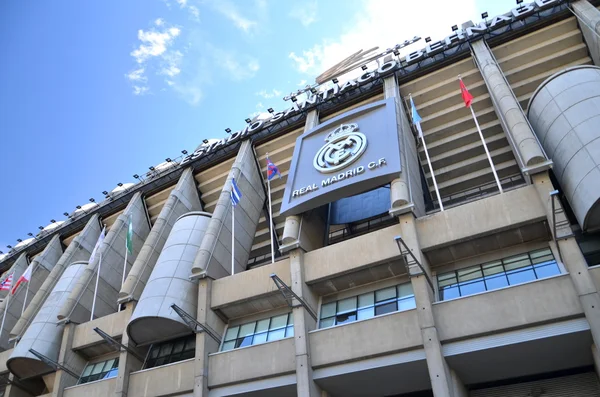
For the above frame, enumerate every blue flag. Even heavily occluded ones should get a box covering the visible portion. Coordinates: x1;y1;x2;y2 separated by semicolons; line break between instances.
410;96;423;138
230;178;242;207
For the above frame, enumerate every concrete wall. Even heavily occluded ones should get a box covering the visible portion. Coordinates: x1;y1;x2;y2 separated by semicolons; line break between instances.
191;140;266;279
57;193;151;323
528;65;600;232
72;309;130;350
434;274;582;342
208;337;296;388
0;253;29;350
572;0;600;66
63;377;117;397
11;215;102;341
128;358;194;397
309;309;422;368
119;168;202;304
127;212;210;346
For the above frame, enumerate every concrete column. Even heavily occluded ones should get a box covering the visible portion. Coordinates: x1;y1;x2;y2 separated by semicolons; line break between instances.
471;40;547;170
10;215;102;341
193;279;224;397
114;304;143;397
191;140;266;279
50;323;86;397
119;167;202;305
384;76;425;216
532;172;600;348
572;0;600;66
399;214;457;397
0;253;28;349
57;192;151;323
289;249;321;397
592;344;600;380
450;369;468;397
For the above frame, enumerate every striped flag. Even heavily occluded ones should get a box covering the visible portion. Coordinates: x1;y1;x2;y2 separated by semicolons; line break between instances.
12;263;33;295
230;178;242;207
459;79;473;107
266;156;281;180
0;274;13;292
125;213;133;255
410;96;423;138
89;226;106;264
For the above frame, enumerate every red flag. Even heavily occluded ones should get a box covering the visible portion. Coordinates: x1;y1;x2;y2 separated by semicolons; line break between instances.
459;79;473;108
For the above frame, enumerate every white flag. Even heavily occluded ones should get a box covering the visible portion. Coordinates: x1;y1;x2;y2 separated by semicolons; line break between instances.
89;227;106;264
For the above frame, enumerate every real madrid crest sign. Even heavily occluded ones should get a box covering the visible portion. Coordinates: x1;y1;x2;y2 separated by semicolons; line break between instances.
313;123;367;173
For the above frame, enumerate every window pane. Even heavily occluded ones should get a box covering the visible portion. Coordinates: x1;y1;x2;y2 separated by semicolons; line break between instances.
238;335;253;348
507;267;536;285
482;261;503;276
104;368;118;379
530;248;553;262
375;301;396;316
438;272;457;287
287;314;294;326
255;319;269;333
459;280;486;297
149;346;159;359
336;312;357;325
337;297;357;314
253;332;267;345
458;266;483;282
224;326;239;341
357;307;375;320
319;317;335;329
534;261;560;278
503;254;531;271
267;328;286;341
81;364;93;378
270;314;288;330
184;335;196;351
397;283;414;298
484;272;509;290
102;359;116;372
440;285;460;300
90;362;104;375
239;322;256;337
320;302;336;319
375;287;396;302
180;349;194;361
285;325;294;337
158;343;173;358
172;339;185;354
358;293;374;309
398;296;416;311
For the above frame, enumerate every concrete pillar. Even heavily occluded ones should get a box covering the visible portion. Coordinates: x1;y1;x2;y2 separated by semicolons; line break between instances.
532;172;600;349
191;140;266;279
50;323;86;397
471;40;547;170
289;249;321;397
450;369;468;397
592;344;600;380
0;253;28;349
193;279;224;397
399;214;456;397
114;304;143;397
119;167;202;305
10;215;102;341
572;0;600;66
384;76;425;217
57;192;151;323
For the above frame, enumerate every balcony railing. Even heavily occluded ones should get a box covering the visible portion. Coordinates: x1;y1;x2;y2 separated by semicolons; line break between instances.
328;213;399;245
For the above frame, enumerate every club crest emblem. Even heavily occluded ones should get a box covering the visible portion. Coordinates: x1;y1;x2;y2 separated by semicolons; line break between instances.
313;123;367;173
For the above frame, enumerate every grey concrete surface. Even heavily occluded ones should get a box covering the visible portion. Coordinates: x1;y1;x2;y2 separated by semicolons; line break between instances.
0;253;29;350
528;65;600;232
191;140;266;279
572;0;600;66
119;168;202;304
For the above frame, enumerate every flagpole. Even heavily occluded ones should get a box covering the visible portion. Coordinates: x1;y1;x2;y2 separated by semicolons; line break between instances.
21;278;29;316
231;204;235;276
122;249;128;287
0;275;13;338
267;176;275;264
91;252;102;321
469;106;503;194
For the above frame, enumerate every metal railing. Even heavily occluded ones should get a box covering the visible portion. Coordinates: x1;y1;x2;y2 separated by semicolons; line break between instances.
328;213;399;245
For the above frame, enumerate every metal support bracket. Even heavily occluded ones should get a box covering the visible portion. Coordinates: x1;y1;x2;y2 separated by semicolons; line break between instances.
28;349;80;379
170;304;222;344
93;327;145;361
270;273;317;322
394;236;435;292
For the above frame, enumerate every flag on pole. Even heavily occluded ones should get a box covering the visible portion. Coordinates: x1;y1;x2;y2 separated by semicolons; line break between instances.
89;226;106;264
125;213;134;255
230;178;242;207
266;157;281;180
410;96;423;138
459;78;473;107
11;263;33;295
0;274;13;292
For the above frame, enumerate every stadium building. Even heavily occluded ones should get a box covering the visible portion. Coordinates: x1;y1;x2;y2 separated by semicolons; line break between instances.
1;0;600;395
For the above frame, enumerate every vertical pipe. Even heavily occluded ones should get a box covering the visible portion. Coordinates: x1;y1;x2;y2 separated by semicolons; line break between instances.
470;106;504;194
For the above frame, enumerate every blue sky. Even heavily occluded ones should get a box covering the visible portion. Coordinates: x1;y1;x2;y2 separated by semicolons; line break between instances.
0;0;515;252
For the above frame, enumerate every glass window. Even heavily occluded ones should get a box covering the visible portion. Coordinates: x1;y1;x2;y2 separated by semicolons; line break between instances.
220;313;293;352
144;334;196;369
78;357;119;385
318;282;415;329
438;248;560;301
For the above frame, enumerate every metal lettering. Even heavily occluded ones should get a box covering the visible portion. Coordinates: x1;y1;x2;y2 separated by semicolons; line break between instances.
425;41;445;56
489;14;512;29
466;21;488;37
405;50;424;64
445;30;465;46
535;0;558;9
248;119;264;132
339;79;358;93
512;4;535;18
377;59;398;74
321;84;339;100
357;71;375;83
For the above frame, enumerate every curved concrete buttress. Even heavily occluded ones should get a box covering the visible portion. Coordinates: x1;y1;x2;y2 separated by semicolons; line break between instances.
7;261;88;379
0;236;63;350
127;211;211;346
56;192;151;323
528;65;600;232
10;215;102;340
119;167;202;304
0;253;28;302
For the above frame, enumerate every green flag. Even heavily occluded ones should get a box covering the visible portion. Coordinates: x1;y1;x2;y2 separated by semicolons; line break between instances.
126;213;133;255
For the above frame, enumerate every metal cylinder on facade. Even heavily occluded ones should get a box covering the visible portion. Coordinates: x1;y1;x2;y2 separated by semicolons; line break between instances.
127;211;212;346
7;261;88;379
528;65;600;232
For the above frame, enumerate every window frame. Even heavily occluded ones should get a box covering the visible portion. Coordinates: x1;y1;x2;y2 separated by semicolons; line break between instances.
143;333;196;370
220;312;294;352
77;356;120;385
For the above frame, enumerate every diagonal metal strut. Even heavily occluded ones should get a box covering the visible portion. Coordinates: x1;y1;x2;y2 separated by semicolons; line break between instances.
270;274;317;321
93;327;144;361
170;304;222;343
394;236;434;292
28;349;80;379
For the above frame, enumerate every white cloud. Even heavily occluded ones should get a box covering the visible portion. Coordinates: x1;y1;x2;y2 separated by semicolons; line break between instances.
289;1;317;27
133;86;149;95
155;18;165;26
175;0;187;6
131;26;181;64
188;5;200;20
211;0;257;32
126;68;147;82
213;48;260;81
256;88;282;99
288;0;477;79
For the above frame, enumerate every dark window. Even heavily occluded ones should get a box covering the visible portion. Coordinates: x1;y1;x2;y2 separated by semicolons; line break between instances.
144;334;195;369
319;282;415;329
221;313;294;352
438;248;560;300
78;357;119;384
